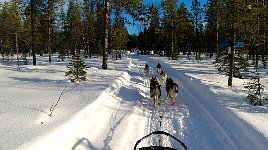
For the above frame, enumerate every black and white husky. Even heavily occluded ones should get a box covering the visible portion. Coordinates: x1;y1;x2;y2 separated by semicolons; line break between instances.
159;70;167;84
150;76;161;108
166;78;179;102
144;64;150;76
156;62;162;73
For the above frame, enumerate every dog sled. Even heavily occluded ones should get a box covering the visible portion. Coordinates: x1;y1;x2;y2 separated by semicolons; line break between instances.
134;131;187;150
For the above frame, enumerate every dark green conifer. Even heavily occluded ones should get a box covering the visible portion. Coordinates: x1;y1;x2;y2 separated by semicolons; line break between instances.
244;72;264;106
65;52;87;82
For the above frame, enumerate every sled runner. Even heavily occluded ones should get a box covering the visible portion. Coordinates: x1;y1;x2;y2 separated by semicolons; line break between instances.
134;131;187;150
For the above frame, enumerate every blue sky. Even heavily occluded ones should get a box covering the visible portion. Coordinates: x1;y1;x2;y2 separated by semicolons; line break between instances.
143;0;207;10
0;0;208;35
127;0;208;35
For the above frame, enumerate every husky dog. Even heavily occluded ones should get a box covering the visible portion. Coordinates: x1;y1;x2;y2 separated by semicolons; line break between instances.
166;78;174;93
159;70;167;84
150;76;161;108
166;78;179;102
144;64;150;76
156;62;162;73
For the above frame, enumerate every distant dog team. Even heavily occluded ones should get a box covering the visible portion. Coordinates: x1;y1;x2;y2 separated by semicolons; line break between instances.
146;62;179;108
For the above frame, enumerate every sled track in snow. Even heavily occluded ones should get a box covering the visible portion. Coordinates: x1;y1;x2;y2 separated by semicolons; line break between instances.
156;60;239;149
180;87;238;149
132;57;190;148
136;67;182;147
135;56;236;149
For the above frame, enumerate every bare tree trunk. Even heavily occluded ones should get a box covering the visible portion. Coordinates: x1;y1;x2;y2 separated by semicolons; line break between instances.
13;1;20;68
15;32;19;67
0;38;3;60
216;18;219;61
228;1;236;86
265;32;267;64
228;41;235;86
48;0;53;63
102;0;109;69
171;29;173;60
215;0;219;62
31;0;36;66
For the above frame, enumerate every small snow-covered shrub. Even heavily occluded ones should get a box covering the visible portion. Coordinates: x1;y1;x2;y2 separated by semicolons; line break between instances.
65;53;87;82
244;71;266;106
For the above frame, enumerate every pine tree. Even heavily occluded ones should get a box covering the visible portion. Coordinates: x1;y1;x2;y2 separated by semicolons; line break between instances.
66;0;83;56
10;0;22;67
191;0;203;61
30;0;37;65
244;1;265;69
57;0;66;61
110;0;125;60
0;2;13;60
111;25;128;60
204;0;220;59
147;4;160;54
211;0;250;85
102;0;109;69
161;0;178;59
102;0;141;69
46;0;57;62
65;52;87;82
217;47;249;79
244;71;265;106
96;0;105;58
82;0;96;58
20;1;32;61
176;2;193;56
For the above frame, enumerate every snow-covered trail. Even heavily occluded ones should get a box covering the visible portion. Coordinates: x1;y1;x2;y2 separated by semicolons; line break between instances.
19;54;268;150
22;58;153;150
137;55;268;150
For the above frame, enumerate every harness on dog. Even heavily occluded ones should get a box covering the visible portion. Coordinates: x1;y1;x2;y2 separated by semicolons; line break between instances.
171;101;176;106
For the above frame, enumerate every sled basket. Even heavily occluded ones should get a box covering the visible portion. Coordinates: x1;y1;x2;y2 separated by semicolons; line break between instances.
138;146;176;150
134;131;187;150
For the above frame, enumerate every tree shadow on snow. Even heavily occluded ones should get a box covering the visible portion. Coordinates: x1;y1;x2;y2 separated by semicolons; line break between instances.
130;77;143;85
127;70;141;78
9;77;63;84
0;99;48;115
102;101;134;150
118;86;143;102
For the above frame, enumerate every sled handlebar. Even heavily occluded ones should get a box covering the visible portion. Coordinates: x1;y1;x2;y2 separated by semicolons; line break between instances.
134;131;187;150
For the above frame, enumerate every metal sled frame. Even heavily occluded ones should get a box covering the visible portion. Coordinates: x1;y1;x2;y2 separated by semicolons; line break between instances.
134;131;187;150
